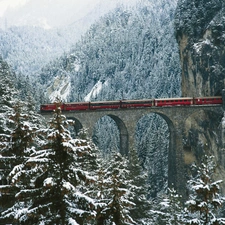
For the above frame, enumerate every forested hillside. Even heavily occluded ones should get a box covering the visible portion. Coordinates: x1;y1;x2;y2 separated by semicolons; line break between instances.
0;26;83;82
39;0;181;102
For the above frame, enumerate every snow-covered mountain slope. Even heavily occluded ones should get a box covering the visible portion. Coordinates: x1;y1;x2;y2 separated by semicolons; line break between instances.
39;0;180;103
0;0;139;83
0;0;137;29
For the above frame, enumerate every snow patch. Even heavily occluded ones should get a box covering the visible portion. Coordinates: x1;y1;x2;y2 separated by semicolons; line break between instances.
84;79;109;102
44;177;55;187
48;75;71;102
68;218;79;225
74;63;80;72
222;113;225;128
193;39;212;54
37;18;52;30
62;181;75;192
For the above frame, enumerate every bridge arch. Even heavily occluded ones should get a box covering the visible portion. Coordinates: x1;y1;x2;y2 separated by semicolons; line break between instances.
66;117;83;137
134;110;177;192
63;112;129;156
108;114;129;156
152;112;177;190
93;114;129;156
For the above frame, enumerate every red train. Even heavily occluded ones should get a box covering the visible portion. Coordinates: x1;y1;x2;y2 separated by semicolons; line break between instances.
40;96;223;112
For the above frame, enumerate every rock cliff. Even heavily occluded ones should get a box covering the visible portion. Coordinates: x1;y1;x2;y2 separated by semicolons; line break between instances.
174;0;225;192
175;0;225;97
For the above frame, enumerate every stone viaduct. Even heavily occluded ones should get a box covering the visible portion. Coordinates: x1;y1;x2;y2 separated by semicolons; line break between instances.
41;103;224;195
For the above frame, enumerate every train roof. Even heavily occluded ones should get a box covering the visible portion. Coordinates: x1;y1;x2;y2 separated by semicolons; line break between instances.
155;97;193;101
194;96;222;99
91;100;121;104
121;99;154;102
64;102;89;104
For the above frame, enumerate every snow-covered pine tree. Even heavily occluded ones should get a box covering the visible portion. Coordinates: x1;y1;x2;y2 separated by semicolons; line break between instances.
0;100;97;224
0;100;46;224
76;128;99;174
128;148;151;224
0;95;46;160
93;152;136;225
0;57;23;215
0;55;18;139
7;102;37;158
183;155;225;225
149;187;183;225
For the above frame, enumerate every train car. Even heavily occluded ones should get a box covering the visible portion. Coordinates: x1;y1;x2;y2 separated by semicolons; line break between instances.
90;100;121;110
40;104;57;112
193;96;222;105
64;102;90;111
154;97;193;107
40;96;223;112
121;99;154;108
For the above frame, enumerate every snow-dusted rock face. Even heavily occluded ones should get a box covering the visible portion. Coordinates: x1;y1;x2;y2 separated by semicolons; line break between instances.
47;75;71;102
174;0;225;192
175;0;225;97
